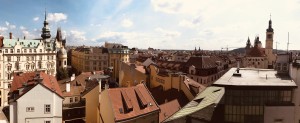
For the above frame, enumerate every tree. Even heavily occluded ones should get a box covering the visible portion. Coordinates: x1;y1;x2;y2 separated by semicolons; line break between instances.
57;67;69;80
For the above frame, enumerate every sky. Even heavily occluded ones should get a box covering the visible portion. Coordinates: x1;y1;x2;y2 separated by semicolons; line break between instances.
0;0;299;50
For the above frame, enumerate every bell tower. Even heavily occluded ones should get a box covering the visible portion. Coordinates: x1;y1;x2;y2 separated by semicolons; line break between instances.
265;15;275;68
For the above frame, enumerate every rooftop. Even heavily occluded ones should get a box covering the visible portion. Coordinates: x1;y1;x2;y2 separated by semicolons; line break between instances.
159;99;181;123
106;84;160;122
213;68;297;87
164;86;224;122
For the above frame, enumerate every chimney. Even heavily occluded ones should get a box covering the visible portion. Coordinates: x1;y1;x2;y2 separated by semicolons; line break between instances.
0;36;3;47
70;74;75;81
23;36;26;40
66;81;70;92
9;32;12;39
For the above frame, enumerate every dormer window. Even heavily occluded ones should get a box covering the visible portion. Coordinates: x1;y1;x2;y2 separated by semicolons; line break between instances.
10;49;13;53
17;49;20;53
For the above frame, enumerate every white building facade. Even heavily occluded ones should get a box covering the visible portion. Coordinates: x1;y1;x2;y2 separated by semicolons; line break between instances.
0;12;66;107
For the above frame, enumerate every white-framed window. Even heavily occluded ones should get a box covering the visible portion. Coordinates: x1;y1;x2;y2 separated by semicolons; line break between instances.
40;49;42;53
44;104;51;113
5;49;8;53
26;107;34;112
17;56;20;61
7;56;11;62
10;49;13;53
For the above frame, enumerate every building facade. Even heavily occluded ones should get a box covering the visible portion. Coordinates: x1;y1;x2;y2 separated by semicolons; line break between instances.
71;47;109;73
243;18;276;69
0;12;66;107
9;72;63;123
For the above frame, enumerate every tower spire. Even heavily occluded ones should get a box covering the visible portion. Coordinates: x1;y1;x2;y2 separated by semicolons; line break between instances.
41;9;51;39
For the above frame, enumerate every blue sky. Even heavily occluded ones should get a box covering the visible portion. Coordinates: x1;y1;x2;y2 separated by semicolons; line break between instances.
0;0;300;50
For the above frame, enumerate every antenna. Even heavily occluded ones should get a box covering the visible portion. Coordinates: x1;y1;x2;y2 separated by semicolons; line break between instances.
287;32;290;53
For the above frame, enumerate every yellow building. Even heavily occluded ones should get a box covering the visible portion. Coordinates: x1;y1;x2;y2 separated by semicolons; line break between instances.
119;62;147;87
71;47;108;73
99;84;160;123
149;64;205;102
104;42;129;81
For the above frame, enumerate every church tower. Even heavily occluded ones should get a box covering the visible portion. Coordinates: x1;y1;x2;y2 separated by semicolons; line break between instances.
245;37;251;55
41;10;51;39
265;16;275;68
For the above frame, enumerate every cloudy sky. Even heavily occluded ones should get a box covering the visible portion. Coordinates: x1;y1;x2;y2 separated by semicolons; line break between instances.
0;0;299;50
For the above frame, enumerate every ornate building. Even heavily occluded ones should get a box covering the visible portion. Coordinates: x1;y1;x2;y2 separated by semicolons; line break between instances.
243;18;275;69
0;11;66;107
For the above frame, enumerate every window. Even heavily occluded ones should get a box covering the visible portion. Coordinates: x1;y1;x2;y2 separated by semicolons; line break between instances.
44;104;51;113
274;119;283;123
45;121;51;123
31;64;35;69
40;49;42;53
26;107;34;112
7;66;12;71
26;64;30;70
7;73;11;80
38;62;42;69
17;56;20;61
26;57;29;61
34;49;36;53
24;49;27;53
31;56;34;61
64;61;67;65
16;64;19;70
75;97;78;102
7;56;11;62
5;49;8;53
39;56;42;60
10;49;13;53
51;56;53;60
70;98;73;103
47;56;49;60
8;83;11;88
29;49;32;53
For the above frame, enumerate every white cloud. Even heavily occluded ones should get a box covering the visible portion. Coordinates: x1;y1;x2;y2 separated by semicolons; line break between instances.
179;16;202;28
151;0;201;15
66;30;87;45
21;30;36;39
33;17;39;21
155;27;181;38
121;18;133;28
20;26;26;30
47;13;67;23
0;27;8;32
5;21;9;26
118;0;133;10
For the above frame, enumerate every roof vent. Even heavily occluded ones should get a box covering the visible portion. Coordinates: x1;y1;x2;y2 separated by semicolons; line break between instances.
119;108;123;114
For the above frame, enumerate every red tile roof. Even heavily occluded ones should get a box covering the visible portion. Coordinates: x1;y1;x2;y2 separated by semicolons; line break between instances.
159;99;181;123
185;56;217;69
106;84;160;122
10;72;63;99
247;46;266;57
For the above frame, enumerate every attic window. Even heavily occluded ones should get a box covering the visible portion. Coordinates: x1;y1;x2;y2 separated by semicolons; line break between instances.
194;98;204;104
213;89;221;93
121;90;133;113
134;88;148;109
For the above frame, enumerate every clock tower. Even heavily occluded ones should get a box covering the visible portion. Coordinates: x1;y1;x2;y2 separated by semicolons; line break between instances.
265;16;275;68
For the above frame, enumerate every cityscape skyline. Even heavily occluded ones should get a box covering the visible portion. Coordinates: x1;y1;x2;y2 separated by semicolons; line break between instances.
0;0;299;50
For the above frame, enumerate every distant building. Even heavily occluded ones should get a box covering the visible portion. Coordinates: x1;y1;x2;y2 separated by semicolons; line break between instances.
289;58;300;123
71;47;109;72
213;68;297;123
119;62;147;87
243;18;276;69
0;11;66;107
9;72;63;123
99;83;160;123
104;42;130;81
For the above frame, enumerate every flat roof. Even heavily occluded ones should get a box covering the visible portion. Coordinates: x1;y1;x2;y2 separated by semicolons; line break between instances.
213;68;296;87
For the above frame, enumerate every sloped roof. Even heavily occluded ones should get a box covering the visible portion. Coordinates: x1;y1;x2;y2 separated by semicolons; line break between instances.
247;46;266;57
10;72;63;100
159;99;181;123
106;84;160;122
185;56;217;69
164;86;224;122
3;39;41;48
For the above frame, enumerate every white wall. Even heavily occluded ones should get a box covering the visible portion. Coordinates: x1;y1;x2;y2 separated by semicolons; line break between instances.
264;106;294;123
15;84;63;123
290;64;300;123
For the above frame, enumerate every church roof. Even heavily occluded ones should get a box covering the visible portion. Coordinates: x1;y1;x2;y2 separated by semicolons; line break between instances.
247;46;266;57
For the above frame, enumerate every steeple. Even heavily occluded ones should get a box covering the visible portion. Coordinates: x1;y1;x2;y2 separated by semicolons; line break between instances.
267;14;273;32
246;37;251;48
41;9;51;39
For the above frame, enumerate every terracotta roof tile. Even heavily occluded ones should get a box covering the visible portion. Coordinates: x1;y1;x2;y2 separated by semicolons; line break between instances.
159;99;181;123
10;72;63;99
106;84;160;122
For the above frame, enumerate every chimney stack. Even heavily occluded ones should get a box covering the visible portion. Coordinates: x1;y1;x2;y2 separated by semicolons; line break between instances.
24;36;26;40
70;74;75;81
66;81;70;92
0;36;3;47
9;32;12;39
